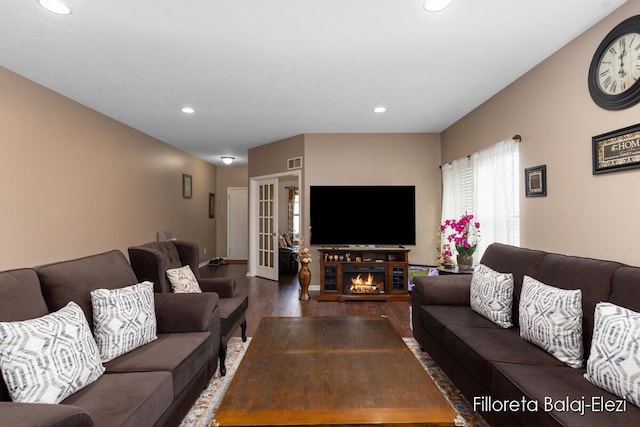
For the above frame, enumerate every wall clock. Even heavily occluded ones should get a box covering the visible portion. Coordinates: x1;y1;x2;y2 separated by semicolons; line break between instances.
588;15;640;110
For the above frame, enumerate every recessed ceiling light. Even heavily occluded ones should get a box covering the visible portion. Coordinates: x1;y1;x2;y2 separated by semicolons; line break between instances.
37;0;72;15
181;106;195;114
423;0;452;12
374;106;387;113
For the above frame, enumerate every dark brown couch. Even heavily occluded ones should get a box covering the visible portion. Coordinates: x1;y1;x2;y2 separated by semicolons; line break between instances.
0;250;221;427
412;243;640;426
127;240;248;376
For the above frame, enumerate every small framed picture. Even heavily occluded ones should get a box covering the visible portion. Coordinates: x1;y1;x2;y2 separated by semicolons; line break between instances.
525;165;547;197
209;193;215;218
182;174;192;199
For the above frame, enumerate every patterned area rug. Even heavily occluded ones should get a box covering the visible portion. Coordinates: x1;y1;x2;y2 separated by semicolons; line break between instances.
180;336;489;427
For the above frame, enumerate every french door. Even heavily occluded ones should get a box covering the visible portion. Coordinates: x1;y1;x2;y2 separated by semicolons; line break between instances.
255;178;278;280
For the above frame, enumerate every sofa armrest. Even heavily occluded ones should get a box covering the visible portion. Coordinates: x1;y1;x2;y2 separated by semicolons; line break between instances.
0;402;94;427
198;277;236;298
154;292;219;333
412;275;472;306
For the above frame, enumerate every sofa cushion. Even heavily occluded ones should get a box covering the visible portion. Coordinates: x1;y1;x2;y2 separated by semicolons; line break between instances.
36;250;139;330
218;295;249;342
491;362;640;426
0;269;49;322
63;371;173;427
585;302;640;408
519;276;584;368
91;282;157;362
534;253;621;358
0;302;105;404
470;264;514;328
104;331;211;396
166;265;202;293
610;266;640;313
420;305;499;344
444;324;565;389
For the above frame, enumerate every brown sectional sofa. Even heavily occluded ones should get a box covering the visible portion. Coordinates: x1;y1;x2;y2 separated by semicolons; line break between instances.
0;250;221;427
411;243;640;426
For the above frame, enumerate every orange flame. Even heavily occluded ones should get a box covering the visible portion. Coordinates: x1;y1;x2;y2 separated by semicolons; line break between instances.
349;273;382;293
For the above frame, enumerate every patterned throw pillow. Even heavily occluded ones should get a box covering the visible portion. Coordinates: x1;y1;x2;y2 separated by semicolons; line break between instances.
0;301;105;404
585;302;640;407
470;263;514;328
91;281;157;362
519;275;583;368
166;265;202;293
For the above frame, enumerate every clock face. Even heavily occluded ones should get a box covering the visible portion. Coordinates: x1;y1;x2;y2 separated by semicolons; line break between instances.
589;15;640;110
597;32;640;95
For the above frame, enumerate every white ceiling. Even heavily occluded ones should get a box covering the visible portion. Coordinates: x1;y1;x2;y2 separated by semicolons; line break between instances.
1;0;628;165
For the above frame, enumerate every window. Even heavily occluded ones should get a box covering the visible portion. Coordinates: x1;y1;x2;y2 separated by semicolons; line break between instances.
293;192;300;239
441;138;520;260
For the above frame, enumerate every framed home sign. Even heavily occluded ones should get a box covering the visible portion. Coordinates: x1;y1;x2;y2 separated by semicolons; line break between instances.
525;165;547;197
592;123;640;174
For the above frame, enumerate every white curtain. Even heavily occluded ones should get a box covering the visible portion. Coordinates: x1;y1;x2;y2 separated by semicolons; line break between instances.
440;138;520;261
441;156;473;225
472;139;520;259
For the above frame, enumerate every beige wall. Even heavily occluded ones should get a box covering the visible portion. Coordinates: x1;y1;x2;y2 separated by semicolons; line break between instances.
0;67;218;270
442;2;640;265
215;165;249;258
248;134;305;178
304;133;442;281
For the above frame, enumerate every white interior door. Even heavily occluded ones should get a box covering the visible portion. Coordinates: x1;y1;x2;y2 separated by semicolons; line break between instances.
227;187;248;260
255;178;278;281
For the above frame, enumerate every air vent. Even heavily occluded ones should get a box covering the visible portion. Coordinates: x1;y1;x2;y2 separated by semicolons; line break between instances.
287;156;302;170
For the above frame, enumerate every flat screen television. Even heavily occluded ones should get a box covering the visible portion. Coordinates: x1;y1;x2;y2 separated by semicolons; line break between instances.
309;185;416;246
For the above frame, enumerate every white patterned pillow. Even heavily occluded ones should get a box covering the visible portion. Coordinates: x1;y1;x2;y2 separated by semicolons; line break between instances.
91;281;157;362
166;265;202;293
519;275;583;368
584;302;640;407
470;263;514;328
0;301;104;404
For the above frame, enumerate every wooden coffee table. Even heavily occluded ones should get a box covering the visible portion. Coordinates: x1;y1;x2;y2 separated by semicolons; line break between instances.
215;316;458;426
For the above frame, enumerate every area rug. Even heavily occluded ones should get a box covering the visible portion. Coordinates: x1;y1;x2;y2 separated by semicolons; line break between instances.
180;337;489;427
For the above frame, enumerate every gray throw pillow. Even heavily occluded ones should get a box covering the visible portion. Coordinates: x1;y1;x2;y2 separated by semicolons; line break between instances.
585;302;640;407
470;263;514;328
0;301;104;403
519;275;583;368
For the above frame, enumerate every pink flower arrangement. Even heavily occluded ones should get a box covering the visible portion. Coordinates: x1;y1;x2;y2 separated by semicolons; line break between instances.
440;213;481;257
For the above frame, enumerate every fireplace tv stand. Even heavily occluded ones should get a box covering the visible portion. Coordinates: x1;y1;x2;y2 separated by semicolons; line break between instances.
318;247;410;301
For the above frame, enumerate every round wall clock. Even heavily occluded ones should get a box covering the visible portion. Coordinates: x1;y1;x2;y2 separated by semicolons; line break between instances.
588;15;640;110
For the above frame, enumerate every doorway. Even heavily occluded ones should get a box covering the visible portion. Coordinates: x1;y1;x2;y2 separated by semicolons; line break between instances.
227;187;248;260
248;171;301;280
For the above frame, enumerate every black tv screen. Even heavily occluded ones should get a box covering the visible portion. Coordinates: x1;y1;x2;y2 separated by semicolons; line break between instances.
309;185;416;246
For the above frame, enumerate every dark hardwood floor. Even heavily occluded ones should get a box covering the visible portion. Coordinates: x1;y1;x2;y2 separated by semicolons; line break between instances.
200;262;414;338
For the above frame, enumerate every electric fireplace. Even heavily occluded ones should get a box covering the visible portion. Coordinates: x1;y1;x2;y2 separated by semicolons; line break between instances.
343;265;386;295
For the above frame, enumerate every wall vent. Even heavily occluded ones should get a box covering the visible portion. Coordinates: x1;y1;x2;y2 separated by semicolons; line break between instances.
287;156;302;170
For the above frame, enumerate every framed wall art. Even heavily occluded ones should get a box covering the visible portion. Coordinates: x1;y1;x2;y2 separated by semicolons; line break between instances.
182;174;192;199
592;123;640;174
209;193;215;218
525;165;547;197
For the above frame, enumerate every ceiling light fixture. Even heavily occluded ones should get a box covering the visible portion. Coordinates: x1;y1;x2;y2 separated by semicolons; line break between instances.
423;0;452;12
221;156;235;165
374;106;387;113
181;106;195;114
37;0;72;15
